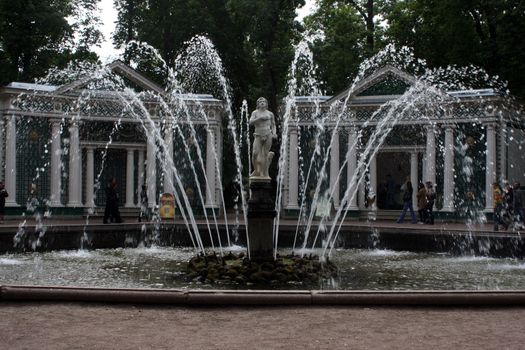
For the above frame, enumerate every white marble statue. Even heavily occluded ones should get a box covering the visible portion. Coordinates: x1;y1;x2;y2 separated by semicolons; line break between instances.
249;97;277;179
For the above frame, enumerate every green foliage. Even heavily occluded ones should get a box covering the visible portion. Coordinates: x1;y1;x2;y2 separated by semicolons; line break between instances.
111;0;305;189
385;0;525;97
303;0;396;94
226;0;305;111
304;2;367;94
0;0;103;85
302;0;525;98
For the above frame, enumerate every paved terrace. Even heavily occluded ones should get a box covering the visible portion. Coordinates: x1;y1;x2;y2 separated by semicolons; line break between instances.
1;302;524;349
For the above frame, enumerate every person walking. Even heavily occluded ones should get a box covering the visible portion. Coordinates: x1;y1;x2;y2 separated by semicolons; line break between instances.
104;178;123;224
416;182;427;224
396;180;417;224
492;182;507;231
0;181;8;224
425;181;435;225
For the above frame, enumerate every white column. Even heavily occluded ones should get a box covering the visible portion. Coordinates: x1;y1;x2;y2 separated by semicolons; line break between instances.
146;125;157;207
410;152;418;205
0;119;4;182
442;126;455;212
499;123;507;181
49;121;62;206
68;121;82;207
125;149;135;207
422;154;427;183
137;149;145;205
346;127;358;210
163;122;174;194
85;147;95;208
425;125;436;185
369;153;377;211
329;128;340;208
485;123;497;211
205;124;218;207
4;115;17;206
286;126;299;209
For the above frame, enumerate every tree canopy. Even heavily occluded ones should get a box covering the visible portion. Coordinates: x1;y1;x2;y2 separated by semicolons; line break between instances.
304;0;525;98
1;0;524;99
0;0;103;85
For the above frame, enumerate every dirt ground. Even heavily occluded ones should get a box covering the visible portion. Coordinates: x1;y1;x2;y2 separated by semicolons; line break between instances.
1;303;524;349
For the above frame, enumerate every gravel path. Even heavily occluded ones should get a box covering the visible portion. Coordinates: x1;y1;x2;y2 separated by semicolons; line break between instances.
1;303;524;349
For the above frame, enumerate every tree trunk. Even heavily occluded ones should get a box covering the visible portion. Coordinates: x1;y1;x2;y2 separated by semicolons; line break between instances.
349;0;375;53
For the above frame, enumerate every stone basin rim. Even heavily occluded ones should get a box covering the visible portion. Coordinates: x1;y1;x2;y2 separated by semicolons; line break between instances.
2;285;525;306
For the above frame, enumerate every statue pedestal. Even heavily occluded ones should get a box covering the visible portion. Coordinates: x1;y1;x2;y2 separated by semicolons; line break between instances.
247;178;276;261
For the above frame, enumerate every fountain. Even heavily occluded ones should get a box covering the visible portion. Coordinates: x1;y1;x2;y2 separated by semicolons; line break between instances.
0;37;524;291
185;95;337;285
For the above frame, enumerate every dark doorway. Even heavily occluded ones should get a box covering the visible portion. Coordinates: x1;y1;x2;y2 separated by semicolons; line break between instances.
376;152;410;210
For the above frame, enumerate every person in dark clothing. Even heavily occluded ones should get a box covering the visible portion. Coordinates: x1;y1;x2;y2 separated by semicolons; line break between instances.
396;180;417;224
138;185;149;222
0;181;8;224
416;182;427;224
425;181;435;225
104;178;123;224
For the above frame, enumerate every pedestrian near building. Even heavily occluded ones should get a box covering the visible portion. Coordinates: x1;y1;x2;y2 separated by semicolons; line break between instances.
425;181;435;225
416;182;427;224
104;178;123;224
492;182;507;231
0;181;8;224
396;179;417;224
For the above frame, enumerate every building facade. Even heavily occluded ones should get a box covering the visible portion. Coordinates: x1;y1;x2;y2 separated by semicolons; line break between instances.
1;63;523;220
282;66;525;219
0;61;224;216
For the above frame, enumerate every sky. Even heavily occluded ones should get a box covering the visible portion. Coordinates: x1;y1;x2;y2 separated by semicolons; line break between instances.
94;0;316;63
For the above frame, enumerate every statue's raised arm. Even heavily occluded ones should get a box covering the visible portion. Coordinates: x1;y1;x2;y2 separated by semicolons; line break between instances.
250;97;276;179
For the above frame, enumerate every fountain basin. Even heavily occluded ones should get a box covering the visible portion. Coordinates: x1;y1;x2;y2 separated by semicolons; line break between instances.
2;285;525;305
1;221;524;258
1;244;525;291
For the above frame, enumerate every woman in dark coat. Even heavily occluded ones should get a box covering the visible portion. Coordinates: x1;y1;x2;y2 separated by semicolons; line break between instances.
103;178;123;224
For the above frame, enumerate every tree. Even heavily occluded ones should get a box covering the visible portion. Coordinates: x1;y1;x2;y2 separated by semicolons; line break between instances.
385;0;525;97
0;0;103;85
112;0;145;55
226;0;305;112
304;2;367;94
346;0;375;53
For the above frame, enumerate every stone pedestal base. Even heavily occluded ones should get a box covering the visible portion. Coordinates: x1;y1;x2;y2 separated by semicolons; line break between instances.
247;179;276;260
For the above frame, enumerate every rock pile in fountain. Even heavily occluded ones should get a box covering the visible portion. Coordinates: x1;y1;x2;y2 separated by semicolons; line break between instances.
185;96;338;286
186;252;337;285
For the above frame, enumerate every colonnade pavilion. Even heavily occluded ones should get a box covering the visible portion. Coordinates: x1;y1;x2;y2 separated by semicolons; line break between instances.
282;66;524;219
0;62;523;220
0;61;224;216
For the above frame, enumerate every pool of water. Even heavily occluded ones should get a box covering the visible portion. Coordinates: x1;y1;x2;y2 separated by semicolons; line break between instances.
1;247;525;290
